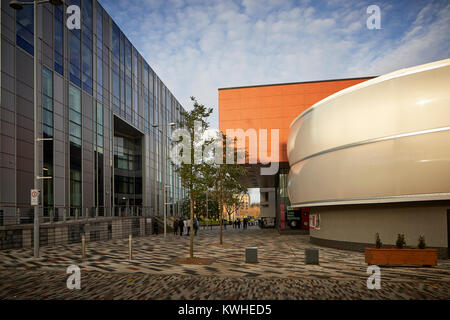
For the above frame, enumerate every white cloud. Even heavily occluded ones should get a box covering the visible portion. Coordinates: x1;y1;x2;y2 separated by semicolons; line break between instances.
100;0;450;129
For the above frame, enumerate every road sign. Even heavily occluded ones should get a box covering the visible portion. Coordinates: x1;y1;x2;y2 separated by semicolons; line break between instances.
31;189;40;206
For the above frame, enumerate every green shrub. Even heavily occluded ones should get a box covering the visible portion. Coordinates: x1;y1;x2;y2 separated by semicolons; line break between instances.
418;235;426;249
375;233;382;248
396;234;406;249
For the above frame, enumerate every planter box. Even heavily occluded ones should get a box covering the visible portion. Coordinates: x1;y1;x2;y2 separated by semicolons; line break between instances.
365;248;438;267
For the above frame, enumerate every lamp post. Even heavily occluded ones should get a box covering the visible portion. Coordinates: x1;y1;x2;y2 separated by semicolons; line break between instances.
152;122;176;237
9;0;63;258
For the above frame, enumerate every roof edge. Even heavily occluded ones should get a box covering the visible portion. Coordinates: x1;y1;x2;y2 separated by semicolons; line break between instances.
218;76;377;91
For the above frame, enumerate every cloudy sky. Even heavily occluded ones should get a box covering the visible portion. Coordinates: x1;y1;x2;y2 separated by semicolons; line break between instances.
99;0;449;129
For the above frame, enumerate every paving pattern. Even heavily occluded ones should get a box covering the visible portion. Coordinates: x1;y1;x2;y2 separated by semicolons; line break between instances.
0;227;449;299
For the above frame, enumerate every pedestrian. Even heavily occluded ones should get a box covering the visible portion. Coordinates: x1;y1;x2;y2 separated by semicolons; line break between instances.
178;218;184;236
183;218;188;235
173;218;178;235
237;218;241;229
194;218;198;236
153;220;158;235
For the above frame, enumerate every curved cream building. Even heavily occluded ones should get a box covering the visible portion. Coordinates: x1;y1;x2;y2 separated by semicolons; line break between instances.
287;59;450;257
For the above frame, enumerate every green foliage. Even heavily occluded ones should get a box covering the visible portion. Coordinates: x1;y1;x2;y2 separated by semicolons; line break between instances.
202;132;248;244
418;235;426;249
375;233;382;248
173;97;213;258
174;97;213;199
181;194;220;220
396;234;406;249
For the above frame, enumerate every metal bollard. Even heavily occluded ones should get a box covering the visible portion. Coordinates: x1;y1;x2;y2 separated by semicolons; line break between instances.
81;234;86;260
245;247;258;263
305;248;319;265
129;234;133;261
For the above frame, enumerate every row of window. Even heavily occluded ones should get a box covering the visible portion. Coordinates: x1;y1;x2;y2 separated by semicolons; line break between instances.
15;0;183;130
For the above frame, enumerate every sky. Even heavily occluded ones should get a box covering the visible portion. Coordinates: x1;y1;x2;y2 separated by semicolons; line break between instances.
99;0;449;130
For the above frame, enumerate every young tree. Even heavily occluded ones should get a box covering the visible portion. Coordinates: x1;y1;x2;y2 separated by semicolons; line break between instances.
173;97;213;258
205;133;248;244
224;188;248;222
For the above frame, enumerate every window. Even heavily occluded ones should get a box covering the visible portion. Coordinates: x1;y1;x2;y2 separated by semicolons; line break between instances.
69;31;81;87
16;5;34;55
69;0;81;87
69;85;82;213
42;67;54;213
54;5;64;75
82;0;93;94
82;41;93;94
125;39;132;71
95;102;104;212
96;3;103;101
112;22;120;58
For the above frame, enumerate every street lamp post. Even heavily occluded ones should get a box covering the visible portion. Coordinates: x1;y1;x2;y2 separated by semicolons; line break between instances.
152;122;176;237
9;0;63;258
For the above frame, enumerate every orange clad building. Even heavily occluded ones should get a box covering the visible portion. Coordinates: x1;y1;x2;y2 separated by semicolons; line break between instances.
219;77;373;163
218;77;374;230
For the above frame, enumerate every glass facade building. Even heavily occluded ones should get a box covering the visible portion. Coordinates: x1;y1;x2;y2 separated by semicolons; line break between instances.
0;0;186;233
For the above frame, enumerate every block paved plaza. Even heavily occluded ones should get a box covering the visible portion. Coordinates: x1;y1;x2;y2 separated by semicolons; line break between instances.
0;227;449;299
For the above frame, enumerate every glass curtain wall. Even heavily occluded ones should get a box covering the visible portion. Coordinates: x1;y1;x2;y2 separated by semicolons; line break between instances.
42;67;54;219
95;102;104;215
69;85;82;216
16;4;34;55
114;135;142;216
54;5;64;75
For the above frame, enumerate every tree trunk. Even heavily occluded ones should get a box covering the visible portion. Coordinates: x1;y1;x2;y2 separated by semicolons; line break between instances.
189;191;194;258
219;177;223;245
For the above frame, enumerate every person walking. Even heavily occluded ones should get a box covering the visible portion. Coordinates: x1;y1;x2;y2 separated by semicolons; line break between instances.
194;218;198;236
153;219;159;235
178;218;184;236
183;218;188;235
173;218;178;235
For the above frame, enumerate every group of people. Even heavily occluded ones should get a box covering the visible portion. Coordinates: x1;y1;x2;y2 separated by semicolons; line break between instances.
232;217;249;229
173;217;199;236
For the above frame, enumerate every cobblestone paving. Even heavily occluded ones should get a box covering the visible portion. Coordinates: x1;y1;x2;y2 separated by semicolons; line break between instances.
0;227;449;299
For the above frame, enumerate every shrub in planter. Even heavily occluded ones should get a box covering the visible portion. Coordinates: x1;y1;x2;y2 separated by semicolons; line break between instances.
375;233;382;248
418;235;426;249
396;234;406;249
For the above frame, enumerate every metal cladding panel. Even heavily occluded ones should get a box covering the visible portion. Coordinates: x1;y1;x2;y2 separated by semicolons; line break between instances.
288;59;450;207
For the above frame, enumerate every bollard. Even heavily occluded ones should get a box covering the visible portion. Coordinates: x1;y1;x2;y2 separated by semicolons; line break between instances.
81;234;86;260
245;247;258;263
129;234;133;261
305;248;319;265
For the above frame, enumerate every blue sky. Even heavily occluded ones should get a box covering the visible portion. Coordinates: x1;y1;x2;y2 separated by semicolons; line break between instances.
99;0;449;129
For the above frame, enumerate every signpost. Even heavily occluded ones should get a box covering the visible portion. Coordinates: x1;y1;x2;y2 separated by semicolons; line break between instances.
31;189;40;206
